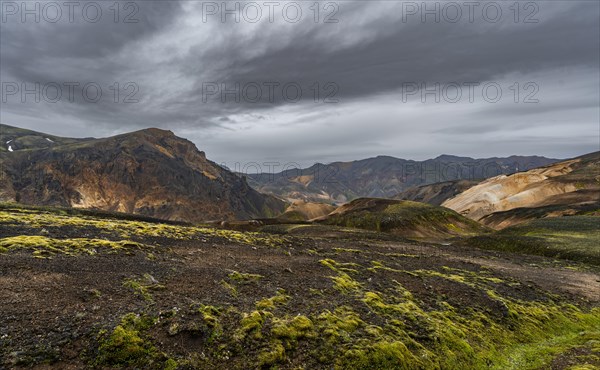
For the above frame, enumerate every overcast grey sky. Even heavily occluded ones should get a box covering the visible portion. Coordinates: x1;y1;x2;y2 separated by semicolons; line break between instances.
1;0;598;167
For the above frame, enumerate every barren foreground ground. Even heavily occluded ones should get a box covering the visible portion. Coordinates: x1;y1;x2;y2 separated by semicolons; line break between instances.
0;206;599;369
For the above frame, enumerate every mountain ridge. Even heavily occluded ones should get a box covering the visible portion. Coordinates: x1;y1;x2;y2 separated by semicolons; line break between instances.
247;153;561;203
0;124;286;222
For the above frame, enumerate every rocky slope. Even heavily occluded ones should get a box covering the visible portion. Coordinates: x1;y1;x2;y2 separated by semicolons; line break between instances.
442;152;600;228
247;155;559;203
0;124;286;222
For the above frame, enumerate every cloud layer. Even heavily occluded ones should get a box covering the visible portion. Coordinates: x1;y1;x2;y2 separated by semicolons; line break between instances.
1;0;598;166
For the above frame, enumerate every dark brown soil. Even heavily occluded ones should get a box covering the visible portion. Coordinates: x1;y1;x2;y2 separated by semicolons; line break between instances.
0;220;599;369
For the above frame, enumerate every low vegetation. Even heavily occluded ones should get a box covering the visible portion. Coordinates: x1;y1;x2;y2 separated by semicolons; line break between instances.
0;235;148;258
94;313;173;368
123;274;166;302
462;216;600;265
87;258;600;369
1;202;599;369
0;202;287;248
321;198;488;239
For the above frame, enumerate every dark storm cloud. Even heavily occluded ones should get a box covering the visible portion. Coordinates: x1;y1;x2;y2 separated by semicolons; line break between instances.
193;1;598;108
1;1;598;163
1;2;182;85
1;0;190;134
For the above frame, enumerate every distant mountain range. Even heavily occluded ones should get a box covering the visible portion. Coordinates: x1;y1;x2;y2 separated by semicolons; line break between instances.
0;124;285;222
247;154;560;203
2;123;592;227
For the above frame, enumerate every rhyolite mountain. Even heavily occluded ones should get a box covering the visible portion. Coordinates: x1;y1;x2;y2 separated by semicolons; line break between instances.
0;124;286;222
442;151;600;229
247;154;560;203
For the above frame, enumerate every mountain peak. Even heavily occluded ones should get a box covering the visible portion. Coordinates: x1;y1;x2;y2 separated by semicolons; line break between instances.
0;124;286;222
141;127;174;135
128;127;176;139
433;154;474;161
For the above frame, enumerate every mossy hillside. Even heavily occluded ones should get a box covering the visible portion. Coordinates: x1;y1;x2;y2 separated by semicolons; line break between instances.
462;216;600;265
0;235;149;258
328;271;600;370
0;202;188;224
318;259;599;369
97;257;600;369
3;202;599;369
0;205;287;247
190;293;597;369
322;198;488;238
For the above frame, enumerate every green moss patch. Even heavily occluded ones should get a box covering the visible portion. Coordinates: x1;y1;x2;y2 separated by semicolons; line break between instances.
95;313;167;368
256;289;290;310
122;274;166;302
463;216;600;265
0;235;148;258
228;270;263;283
0;206;287;247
